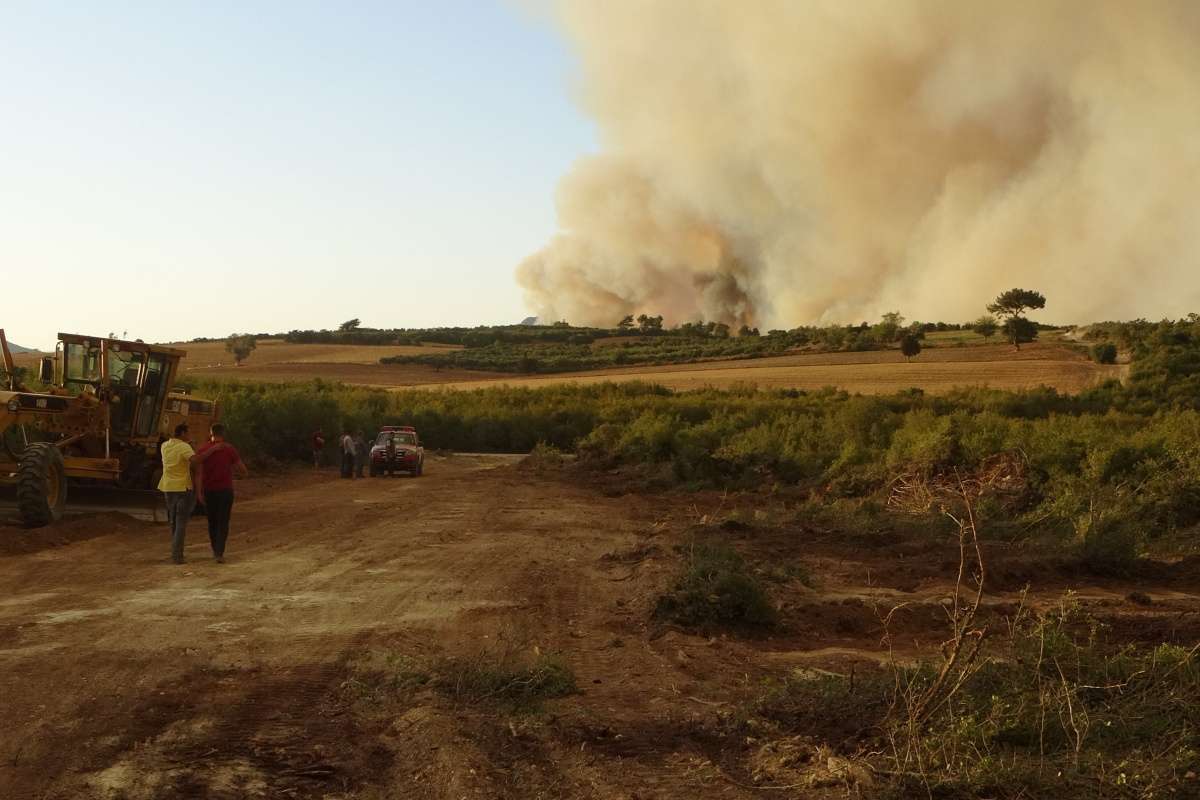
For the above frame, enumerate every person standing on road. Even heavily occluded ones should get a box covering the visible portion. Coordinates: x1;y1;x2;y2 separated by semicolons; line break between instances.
191;423;248;564
340;428;357;479
159;423;200;564
311;428;326;470
354;431;369;478
384;433;397;477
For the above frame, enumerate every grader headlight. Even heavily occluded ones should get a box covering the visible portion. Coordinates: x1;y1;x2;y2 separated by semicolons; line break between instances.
6;397;19;413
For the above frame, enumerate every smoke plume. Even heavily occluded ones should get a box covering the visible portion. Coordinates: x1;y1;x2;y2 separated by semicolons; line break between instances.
517;1;1200;328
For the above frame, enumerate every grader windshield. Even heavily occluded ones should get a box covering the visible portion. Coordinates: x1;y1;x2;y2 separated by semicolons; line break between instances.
58;337;175;439
64;341;103;385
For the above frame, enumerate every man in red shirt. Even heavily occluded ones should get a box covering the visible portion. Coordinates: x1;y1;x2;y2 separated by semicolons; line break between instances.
191;423;249;563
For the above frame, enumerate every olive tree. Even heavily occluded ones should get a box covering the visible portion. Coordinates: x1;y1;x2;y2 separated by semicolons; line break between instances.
225;334;258;366
972;314;999;340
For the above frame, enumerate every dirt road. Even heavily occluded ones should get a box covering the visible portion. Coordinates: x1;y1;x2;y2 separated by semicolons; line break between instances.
2;457;1195;799
1;456;736;799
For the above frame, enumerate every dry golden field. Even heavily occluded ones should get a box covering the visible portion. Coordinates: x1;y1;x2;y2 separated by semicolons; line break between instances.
424;342;1122;394
13;338;1120;394
173;338;461;366
167;339;489;385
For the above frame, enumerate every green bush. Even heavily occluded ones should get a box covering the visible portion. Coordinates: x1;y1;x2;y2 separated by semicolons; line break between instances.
655;541;776;630
1090;342;1118;364
186;354;1200;552
1078;515;1143;575
884;601;1200;797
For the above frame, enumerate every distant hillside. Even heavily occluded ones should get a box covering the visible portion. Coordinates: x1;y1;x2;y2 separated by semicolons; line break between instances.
5;341;36;354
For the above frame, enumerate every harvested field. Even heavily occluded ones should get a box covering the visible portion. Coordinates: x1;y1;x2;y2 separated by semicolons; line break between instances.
182;360;497;386
1;457;1194;798
174;338;460;366
169;339;489;386
426;342;1122;394
14;339;1120;394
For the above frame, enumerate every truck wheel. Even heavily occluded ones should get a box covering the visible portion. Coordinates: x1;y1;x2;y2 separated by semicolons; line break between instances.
16;443;68;527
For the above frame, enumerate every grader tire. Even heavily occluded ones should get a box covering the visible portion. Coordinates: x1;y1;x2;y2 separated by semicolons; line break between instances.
16;443;67;527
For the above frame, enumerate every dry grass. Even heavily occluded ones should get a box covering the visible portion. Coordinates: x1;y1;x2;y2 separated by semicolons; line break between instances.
162;338;480;385
174;338;461;366
15;338;1121;395
423;342;1121;395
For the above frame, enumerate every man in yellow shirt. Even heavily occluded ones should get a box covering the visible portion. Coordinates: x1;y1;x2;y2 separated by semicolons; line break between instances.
159;423;202;564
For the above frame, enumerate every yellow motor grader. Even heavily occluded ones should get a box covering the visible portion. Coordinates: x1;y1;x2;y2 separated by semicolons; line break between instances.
0;329;219;526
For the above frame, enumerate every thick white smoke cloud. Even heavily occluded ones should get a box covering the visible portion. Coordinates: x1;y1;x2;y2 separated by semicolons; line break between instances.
517;1;1200;328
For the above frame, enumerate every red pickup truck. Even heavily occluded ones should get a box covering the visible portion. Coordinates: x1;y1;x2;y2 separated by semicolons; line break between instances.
369;425;425;477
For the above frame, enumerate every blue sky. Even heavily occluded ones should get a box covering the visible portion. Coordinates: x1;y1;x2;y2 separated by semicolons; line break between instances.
0;0;593;349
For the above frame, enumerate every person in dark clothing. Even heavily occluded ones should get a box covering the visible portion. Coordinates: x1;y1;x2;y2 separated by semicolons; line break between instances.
311;428;326;470
384;434;397;477
191;423;248;563
354;431;369;478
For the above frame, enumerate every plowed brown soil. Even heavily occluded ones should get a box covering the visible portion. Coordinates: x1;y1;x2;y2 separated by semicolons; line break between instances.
1;457;1192;799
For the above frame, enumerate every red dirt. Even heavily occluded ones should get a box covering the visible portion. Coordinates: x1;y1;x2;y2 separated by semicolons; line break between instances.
0;457;1194;798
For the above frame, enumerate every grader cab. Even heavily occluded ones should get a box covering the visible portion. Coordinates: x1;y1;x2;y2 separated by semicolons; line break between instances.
0;329;219;526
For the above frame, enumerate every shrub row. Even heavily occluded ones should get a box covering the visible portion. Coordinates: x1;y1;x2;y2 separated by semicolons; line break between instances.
184;378;1200;558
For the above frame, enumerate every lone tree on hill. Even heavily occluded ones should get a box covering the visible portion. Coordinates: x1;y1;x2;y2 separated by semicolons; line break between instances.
339;318;361;331
225;334;258;366
987;288;1046;349
900;333;922;361
972;314;999;340
617;314;635;330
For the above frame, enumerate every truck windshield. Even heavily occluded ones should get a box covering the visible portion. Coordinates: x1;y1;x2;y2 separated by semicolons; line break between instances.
377;432;416;446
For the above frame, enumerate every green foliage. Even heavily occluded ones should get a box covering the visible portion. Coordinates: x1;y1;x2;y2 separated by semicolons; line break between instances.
338;318;361;331
1;363;27;388
972;314;999;340
1001;316;1039;347
1090;342;1118;364
874;311;905;343
380;331;793;373
884;599;1200;797
1078;515;1142;575
190;322;1200;552
987;288;1047;318
655;541;777;630
636;314;664;332
521;441;566;472
434;651;576;711
224;334;257;365
341;652;431;706
988;288;1047;348
899;334;922;360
